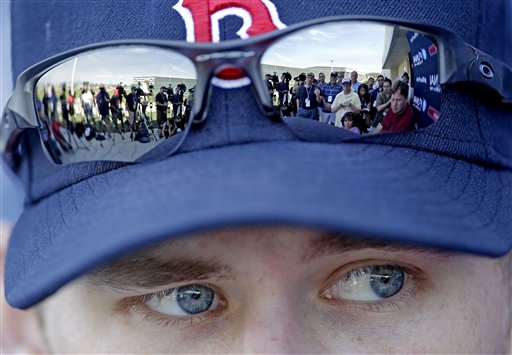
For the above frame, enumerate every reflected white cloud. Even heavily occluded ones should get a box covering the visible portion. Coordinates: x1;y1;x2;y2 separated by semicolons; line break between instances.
38;45;197;89
262;21;388;73
129;47;151;54
306;29;336;42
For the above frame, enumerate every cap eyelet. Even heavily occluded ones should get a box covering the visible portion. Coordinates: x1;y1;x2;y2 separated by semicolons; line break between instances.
479;62;494;79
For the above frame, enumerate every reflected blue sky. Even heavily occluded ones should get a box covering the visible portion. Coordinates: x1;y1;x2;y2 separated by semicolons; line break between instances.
38;23;389;91
262;22;387;73
38;46;197;88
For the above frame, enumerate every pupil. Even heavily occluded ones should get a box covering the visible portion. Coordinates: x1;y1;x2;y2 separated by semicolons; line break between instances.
176;284;214;314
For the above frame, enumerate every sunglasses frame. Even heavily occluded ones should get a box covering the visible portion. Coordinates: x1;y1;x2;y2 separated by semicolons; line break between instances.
2;15;511;164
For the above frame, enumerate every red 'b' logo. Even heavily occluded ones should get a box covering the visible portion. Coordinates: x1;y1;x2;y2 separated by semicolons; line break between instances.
173;0;286;42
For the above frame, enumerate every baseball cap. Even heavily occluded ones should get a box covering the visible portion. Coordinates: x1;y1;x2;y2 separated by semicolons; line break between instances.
4;0;512;309
330;72;338;77
341;77;351;84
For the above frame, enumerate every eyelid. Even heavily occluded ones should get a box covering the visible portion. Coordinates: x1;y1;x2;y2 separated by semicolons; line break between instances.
116;283;228;329
319;259;430;313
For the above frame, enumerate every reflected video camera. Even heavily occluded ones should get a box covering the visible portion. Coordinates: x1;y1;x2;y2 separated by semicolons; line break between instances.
176;83;187;94
294;73;306;82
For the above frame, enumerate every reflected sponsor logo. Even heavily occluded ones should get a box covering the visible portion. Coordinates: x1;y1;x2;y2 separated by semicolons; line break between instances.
428;106;441;121
429;44;438;56
416;76;427;84
429;74;442;93
413;96;428;112
412;48;428;67
409;32;420;44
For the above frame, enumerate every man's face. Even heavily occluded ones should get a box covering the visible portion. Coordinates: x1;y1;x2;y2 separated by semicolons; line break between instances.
383;82;391;95
351;71;358;83
343;82;351;93
330;75;338;84
368;78;374;88
391;91;407;113
318;73;325;82
377;76;384;88
306;75;314;85
39;227;510;353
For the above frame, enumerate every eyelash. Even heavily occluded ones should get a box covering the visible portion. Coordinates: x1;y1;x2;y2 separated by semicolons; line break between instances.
119;261;426;329
320;261;425;313
141;310;209;329
118;285;227;330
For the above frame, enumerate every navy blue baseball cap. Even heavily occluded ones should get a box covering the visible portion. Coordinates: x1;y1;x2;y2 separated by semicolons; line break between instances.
4;0;512;309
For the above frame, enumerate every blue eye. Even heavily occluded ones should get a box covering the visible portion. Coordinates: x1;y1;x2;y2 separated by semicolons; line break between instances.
330;264;406;302
144;283;218;316
369;265;404;298
176;284;214;314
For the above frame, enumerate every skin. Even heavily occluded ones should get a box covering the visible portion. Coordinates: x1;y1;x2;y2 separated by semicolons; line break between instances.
36;226;510;354
305;74;314;87
342;116;354;129
351;71;358;84
297;75;315;108
315;75;338;110
318;73;325;84
358;86;367;100
376;81;391;112
376;76;384;89
390;90;407;114
331;83;360;115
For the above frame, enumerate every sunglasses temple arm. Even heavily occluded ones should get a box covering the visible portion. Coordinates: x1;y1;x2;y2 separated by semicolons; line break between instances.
1;109;35;169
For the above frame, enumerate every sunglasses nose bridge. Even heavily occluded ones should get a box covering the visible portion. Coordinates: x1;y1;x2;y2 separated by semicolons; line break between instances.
192;50;276;123
195;50;258;81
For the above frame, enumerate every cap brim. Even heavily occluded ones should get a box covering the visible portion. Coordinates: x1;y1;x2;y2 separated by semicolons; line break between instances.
5;141;511;308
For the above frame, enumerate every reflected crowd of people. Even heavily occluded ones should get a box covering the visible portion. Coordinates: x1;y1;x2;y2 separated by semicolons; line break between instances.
35;80;195;161
36;69;416;163
265;70;415;135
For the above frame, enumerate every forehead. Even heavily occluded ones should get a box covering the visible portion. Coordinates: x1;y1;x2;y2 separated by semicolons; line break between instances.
94;226;447;273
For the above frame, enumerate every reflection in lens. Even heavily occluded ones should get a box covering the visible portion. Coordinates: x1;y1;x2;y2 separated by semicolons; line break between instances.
35;45;197;164
261;21;441;135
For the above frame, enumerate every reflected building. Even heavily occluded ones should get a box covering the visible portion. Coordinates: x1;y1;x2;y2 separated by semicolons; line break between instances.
260;64;377;82
381;25;413;81
132;76;196;93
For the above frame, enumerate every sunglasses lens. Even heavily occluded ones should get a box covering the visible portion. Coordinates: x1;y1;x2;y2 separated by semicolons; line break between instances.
261;21;441;132
34;45;197;164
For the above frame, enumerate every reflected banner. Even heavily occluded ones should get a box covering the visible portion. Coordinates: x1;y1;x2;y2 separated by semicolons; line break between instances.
407;31;442;128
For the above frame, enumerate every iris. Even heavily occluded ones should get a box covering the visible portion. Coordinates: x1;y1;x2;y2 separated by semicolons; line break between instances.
369;265;404;298
176;284;214;314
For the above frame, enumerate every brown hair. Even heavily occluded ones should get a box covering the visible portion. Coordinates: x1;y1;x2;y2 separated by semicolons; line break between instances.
391;80;409;98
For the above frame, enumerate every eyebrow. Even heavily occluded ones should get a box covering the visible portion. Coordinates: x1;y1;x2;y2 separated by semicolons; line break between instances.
303;232;450;263
89;232;449;291
89;254;232;291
